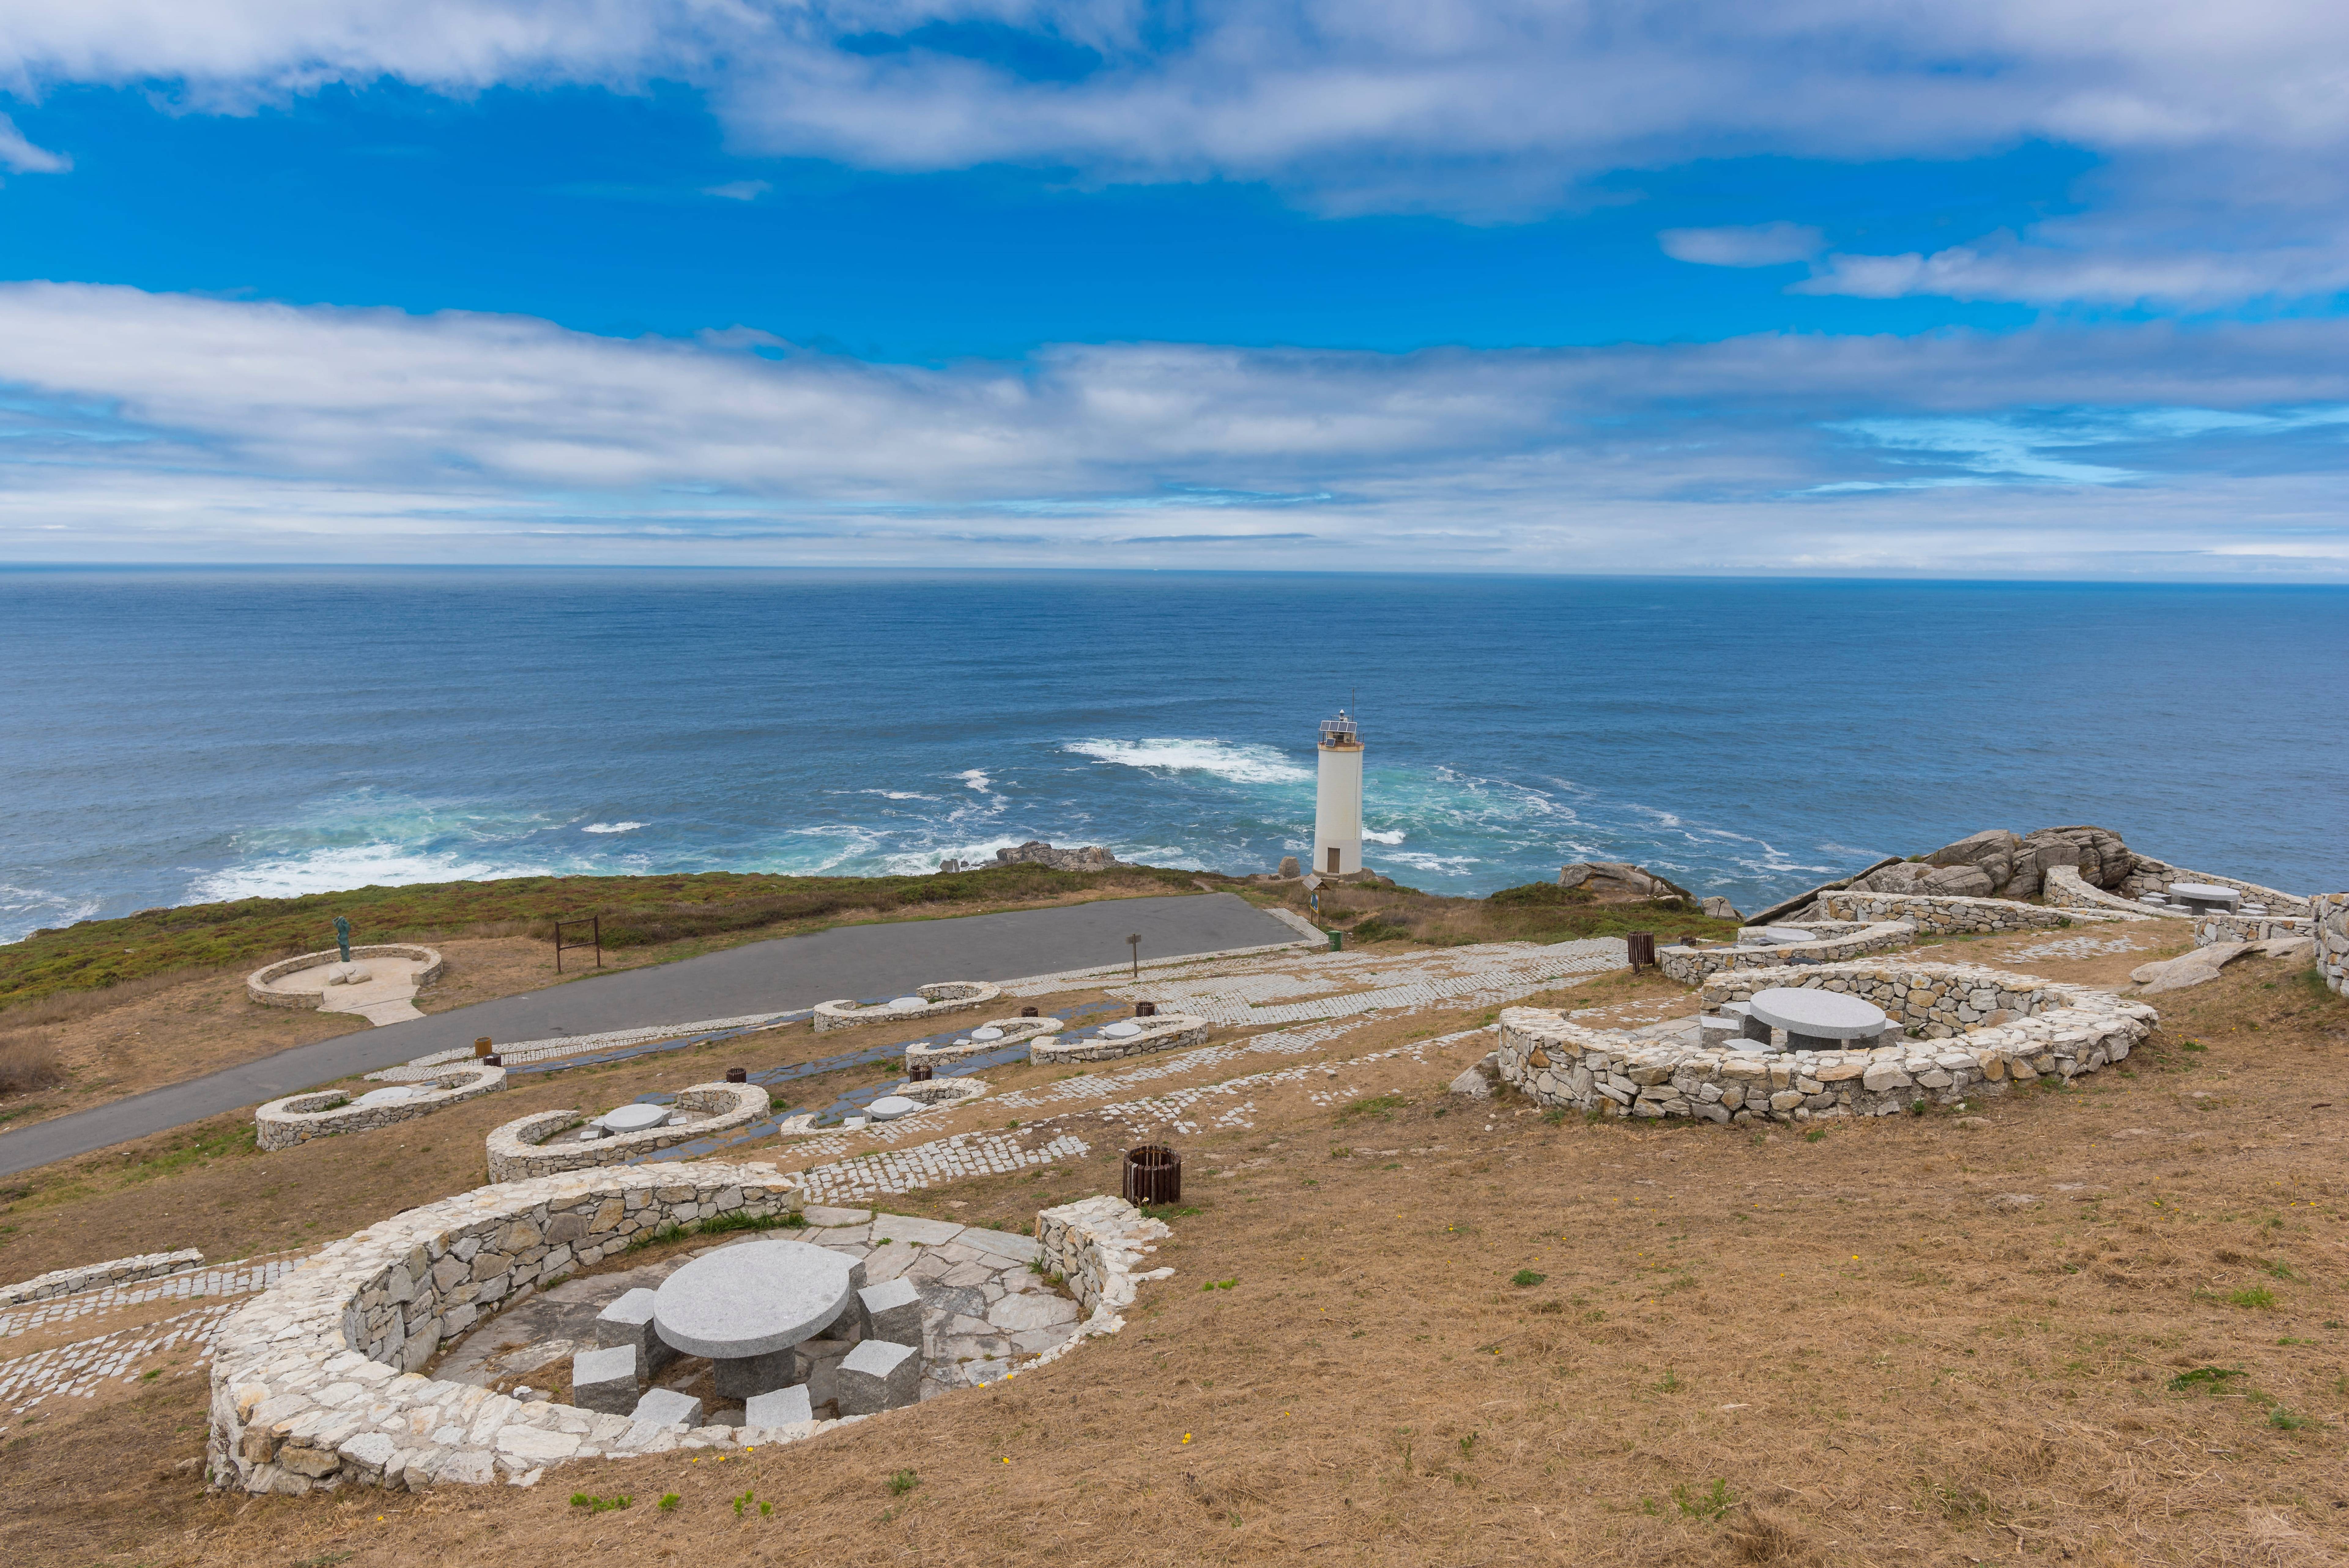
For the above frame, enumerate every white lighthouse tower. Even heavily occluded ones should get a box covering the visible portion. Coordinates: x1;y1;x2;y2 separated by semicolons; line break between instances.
1313;709;1364;878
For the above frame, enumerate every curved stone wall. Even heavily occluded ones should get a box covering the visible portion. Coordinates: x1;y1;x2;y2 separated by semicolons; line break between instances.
206;1163;803;1495
2316;894;2349;999
258;1066;507;1152
2;1248;204;1307
1815;890;2137;934
2121;857;2309;916
247;945;445;1009
812;981;1001;1033
484;1083;772;1182
2043;865;2188;919
1497;960;2156;1125
904;1014;1060;1069
2192;913;2317;946
1658;921;1913;985
1030;1012;1211;1064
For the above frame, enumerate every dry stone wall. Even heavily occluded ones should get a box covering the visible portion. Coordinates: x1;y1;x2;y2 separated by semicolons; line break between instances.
904;1014;1061;1069
1496;960;2156;1126
2193;913;2317;946
1033;1195;1174;1319
2317;894;2349;999
206;1163;804;1495
2043;865;2186;919
246;945;444;1009
1658;921;1914;985
1029;1013;1211;1064
257;1067;507;1152
1815;891;2133;934
2;1248;204;1307
813;981;1000;1033
484;1083;771;1182
2121;857;2309;916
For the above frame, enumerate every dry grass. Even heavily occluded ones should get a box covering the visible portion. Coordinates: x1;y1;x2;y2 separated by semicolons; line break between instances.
0;1035;62;1096
6;953;2347;1568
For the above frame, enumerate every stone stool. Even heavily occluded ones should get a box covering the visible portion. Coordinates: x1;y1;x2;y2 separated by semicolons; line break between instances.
744;1385;814;1429
571;1344;640;1415
857;1277;923;1345
836;1340;921;1414
596;1288;680;1375
1698;1015;1744;1049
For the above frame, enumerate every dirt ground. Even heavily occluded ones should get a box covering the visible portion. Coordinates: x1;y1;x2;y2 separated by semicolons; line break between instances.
5;935;2345;1568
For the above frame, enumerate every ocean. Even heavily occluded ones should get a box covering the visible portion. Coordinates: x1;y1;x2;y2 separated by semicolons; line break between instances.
2;568;2343;944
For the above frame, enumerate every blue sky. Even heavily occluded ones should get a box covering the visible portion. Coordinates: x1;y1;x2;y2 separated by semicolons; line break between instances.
0;2;2345;576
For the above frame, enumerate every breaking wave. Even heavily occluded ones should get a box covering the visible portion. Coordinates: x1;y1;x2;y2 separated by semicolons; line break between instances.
1063;737;1310;785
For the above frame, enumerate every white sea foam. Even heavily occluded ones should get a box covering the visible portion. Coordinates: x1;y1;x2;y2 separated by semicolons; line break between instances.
957;769;993;792
186;844;555;903
860;791;939;802
1362;828;1407;845
581;821;646;834
0;884;103;945
1385;850;1481;874
1063;737;1309;785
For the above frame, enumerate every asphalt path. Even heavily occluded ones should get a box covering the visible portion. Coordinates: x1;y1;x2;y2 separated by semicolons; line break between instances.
0;892;1303;1179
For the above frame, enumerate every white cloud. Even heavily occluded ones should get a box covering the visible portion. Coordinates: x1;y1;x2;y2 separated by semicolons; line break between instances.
0;109;68;172
0;282;2343;576
701;179;770;200
0;3;2340;303
1659;223;1823;268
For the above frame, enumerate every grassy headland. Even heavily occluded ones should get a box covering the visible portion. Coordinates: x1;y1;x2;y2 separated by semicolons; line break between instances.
0;863;1204;1011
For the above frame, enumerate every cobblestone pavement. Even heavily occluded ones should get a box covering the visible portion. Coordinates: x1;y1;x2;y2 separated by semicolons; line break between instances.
789;1025;1493;1206
1030;936;1627;1025
2004;932;2161;962
0;1251;310;1434
797;1132;1094;1206
772;936;1622;1168
0;1254;303;1340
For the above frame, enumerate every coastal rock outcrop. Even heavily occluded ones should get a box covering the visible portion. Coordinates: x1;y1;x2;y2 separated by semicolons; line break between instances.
995;841;1122;872
1857;825;2137;902
1557;861;1693;903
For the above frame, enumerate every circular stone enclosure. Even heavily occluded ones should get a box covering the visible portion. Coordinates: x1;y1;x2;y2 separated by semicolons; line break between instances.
257;1066;508;1151
486;1083;773;1183
206;1163;803;1495
1499;959;2157;1125
813;981;1000;1033
247;945;445;1009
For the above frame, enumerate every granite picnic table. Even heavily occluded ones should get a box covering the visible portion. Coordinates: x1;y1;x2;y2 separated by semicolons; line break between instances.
1742;986;1891;1051
652;1239;855;1399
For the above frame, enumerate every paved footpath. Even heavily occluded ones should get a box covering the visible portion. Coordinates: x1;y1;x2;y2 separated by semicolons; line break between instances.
0;892;1301;1180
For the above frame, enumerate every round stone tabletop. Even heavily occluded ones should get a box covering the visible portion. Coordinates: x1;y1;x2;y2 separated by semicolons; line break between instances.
600;1102;671;1133
352;1086;416;1107
2168;882;2238;903
1745;986;1887;1040
867;1095;919;1121
970;1026;1003;1041
653;1240;855;1359
1101;1020;1142;1038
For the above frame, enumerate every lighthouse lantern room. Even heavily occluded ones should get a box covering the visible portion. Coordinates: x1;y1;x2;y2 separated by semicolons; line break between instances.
1313;710;1364;877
